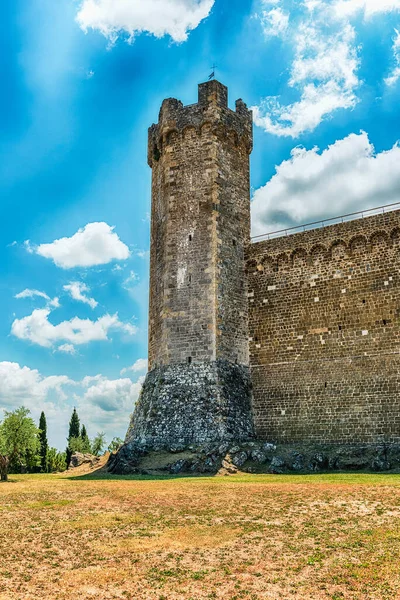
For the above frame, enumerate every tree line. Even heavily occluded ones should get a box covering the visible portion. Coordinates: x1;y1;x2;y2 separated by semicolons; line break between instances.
0;406;123;481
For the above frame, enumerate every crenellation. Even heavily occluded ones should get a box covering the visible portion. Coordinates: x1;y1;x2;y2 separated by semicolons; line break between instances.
247;208;400;444
125;80;400;455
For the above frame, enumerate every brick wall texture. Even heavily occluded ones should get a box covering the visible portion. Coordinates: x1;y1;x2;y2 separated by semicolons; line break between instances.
147;79;252;370
246;210;400;444
128;80;400;450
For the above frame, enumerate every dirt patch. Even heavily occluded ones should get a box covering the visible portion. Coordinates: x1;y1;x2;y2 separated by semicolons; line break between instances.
0;473;400;599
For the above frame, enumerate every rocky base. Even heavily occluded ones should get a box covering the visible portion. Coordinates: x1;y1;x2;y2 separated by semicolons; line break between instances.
69;452;101;470
107;440;400;476
125;360;254;448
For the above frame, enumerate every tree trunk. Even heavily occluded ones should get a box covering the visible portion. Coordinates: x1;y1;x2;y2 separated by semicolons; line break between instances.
0;455;9;482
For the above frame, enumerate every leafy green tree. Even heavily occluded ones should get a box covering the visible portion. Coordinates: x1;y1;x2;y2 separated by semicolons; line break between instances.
91;432;106;456
0;407;40;480
47;448;67;472
66;408;80;466
68;436;85;454
80;424;91;453
38;412;48;472
108;437;123;453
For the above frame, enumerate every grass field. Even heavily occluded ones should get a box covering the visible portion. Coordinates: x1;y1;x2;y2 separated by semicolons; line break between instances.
1;472;400;600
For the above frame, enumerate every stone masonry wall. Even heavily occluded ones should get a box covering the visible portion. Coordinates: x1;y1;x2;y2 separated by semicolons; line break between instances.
246;210;400;444
125;360;254;448
125;81;255;449
147;80;252;370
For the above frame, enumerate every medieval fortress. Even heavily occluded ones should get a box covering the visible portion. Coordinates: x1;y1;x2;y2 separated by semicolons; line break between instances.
125;80;400;454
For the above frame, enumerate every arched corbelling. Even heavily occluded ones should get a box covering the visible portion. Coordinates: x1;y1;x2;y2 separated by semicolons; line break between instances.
391;228;400;244
349;235;367;255
330;239;348;260
370;230;389;249
310;244;327;264
261;255;275;273
182;125;198;138
291;248;308;267
276;253;289;271
164;128;179;146
200;121;212;135
245;258;258;274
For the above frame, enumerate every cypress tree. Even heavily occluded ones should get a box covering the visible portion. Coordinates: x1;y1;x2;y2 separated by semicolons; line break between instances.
38;411;48;472
68;408;80;439
80;424;91;453
66;408;80;466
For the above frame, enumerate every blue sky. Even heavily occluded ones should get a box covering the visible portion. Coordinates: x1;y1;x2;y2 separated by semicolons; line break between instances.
1;0;400;448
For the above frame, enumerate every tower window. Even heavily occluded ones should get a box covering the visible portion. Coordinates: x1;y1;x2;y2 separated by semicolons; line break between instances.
189;234;192;242
188;274;192;284
233;239;237;246
188;357;192;364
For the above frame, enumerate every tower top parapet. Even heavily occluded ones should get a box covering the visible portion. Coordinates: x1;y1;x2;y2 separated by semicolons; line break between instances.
148;80;253;166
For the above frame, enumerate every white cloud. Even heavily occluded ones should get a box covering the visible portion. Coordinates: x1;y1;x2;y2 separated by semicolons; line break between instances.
0;361;143;449
333;0;400;19
57;343;77;355
63;281;98;309
261;6;289;37
11;308;137;348
76;0;215;45
29;222;130;269
253;5;360;137
385;29;400;86
0;362;72;408
123;270;139;290
15;288;60;308
81;374;144;412
251;131;400;236
15;289;51;301
120;358;148;375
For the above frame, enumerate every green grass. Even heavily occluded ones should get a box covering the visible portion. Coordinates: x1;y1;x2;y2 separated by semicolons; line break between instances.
0;472;399;599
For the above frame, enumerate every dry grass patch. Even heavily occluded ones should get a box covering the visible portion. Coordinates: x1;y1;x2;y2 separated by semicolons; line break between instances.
0;473;399;599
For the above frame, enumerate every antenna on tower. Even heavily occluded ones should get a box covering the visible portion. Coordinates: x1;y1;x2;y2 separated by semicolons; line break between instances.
208;64;217;80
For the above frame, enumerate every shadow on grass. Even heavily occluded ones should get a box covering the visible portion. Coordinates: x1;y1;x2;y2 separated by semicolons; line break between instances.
65;469;400;485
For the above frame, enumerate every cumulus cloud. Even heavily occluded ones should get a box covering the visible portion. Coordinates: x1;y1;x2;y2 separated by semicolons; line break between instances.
385;29;400;87
11;308;137;348
251;131;400;236
120;358;148;375
29;222;130;269
253;0;400;138
0;361;143;448
253;5;360;138
260;5;289;37
82;374;144;412
0;362;72;408
63;281;98;309
76;0;215;45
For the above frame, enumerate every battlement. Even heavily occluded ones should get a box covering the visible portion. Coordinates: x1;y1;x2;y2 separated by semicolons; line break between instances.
148;80;253;167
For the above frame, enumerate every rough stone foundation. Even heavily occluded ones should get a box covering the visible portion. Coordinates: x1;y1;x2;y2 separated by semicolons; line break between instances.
125;360;254;449
108;440;400;476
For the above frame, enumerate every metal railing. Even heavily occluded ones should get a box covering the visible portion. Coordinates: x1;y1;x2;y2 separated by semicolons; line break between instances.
251;202;400;242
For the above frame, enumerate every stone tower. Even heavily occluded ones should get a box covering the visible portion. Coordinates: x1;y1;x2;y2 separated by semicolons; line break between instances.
126;80;254;448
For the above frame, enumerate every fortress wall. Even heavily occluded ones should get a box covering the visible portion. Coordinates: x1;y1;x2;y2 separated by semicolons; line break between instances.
246;209;400;444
